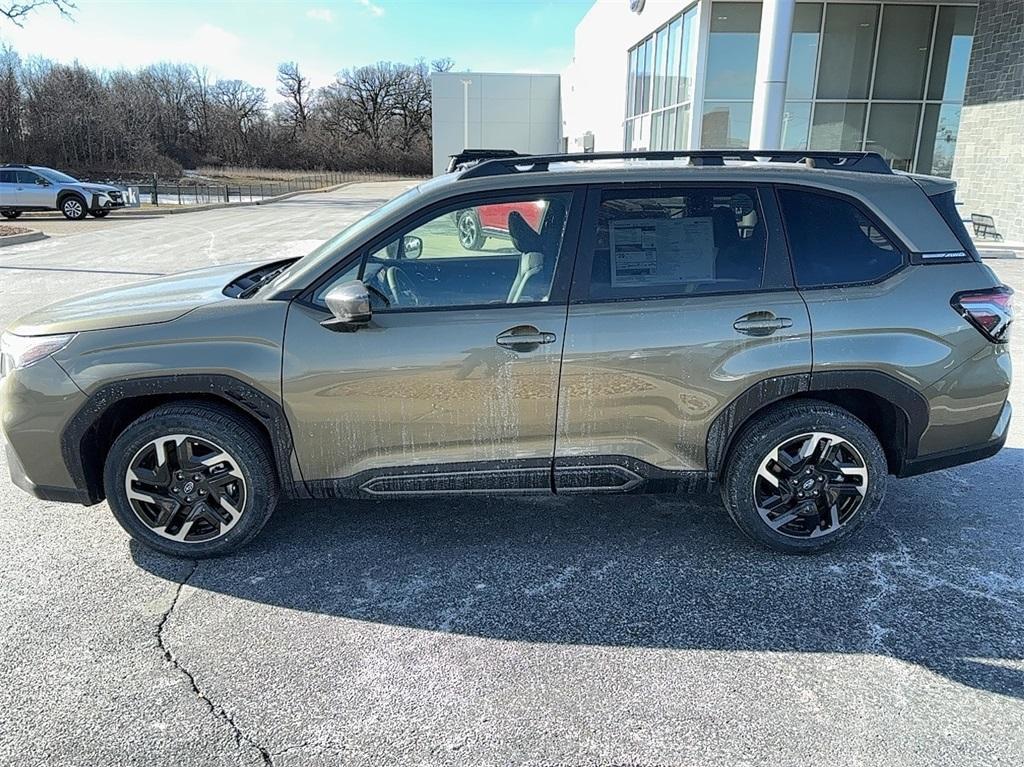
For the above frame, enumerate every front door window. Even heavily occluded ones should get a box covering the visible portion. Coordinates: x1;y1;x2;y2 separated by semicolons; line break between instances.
314;193;573;311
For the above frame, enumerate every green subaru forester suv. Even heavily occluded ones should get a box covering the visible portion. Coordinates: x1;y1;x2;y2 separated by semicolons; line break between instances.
0;151;1013;558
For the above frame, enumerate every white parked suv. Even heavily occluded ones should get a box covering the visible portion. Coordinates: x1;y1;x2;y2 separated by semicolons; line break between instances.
0;164;127;220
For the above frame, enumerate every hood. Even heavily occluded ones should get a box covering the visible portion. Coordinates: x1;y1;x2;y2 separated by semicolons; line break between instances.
79;183;122;194
8;262;257;336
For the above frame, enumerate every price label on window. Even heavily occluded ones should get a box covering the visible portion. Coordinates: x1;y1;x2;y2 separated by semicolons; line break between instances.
609;217;715;286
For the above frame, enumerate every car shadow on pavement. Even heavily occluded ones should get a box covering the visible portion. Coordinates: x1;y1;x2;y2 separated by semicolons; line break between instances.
133;447;1024;700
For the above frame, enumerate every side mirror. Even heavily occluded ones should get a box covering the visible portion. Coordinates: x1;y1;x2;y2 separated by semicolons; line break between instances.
35;178;50;186
402;235;423;260
321;280;371;331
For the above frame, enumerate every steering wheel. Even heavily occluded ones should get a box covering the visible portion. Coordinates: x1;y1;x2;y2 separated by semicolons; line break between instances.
384;265;420;307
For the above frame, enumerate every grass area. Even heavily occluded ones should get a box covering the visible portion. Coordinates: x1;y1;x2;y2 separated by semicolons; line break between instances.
188;166;422;186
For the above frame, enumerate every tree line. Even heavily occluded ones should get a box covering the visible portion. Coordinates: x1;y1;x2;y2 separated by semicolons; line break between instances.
0;45;454;177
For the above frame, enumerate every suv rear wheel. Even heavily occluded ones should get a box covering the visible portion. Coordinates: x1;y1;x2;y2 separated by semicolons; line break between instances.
60;195;88;220
1;210;21;220
103;403;279;558
721;400;887;553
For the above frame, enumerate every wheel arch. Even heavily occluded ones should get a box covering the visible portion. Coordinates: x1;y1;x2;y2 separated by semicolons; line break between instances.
61;375;307;503
707;371;930;478
56;189;87;207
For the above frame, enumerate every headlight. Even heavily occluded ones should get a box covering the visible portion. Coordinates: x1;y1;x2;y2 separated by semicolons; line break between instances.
0;332;76;377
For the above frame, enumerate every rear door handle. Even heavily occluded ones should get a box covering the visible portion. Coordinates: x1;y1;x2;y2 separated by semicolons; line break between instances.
733;312;793;336
496;326;557;348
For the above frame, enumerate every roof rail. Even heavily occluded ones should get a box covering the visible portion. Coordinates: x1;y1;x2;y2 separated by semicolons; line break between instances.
446;149;523;173
1;163;30;168
458;150;893;179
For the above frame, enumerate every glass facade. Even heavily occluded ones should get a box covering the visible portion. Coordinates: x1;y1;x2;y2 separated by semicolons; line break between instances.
622;1;976;176
624;4;699;150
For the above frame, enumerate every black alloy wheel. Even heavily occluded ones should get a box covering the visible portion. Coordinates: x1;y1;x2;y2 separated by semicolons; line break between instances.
752;431;868;539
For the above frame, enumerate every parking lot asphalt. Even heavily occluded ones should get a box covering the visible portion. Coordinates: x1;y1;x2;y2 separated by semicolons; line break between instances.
0;183;1021;766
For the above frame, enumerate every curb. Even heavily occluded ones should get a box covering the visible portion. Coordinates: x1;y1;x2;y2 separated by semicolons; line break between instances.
0;229;47;248
14;178;420;222
978;249;1019;260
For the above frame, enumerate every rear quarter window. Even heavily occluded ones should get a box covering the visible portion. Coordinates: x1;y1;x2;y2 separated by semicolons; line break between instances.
928;190;980;261
778;188;904;288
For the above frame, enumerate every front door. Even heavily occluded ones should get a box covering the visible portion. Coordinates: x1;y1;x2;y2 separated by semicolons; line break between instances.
554;183;812;490
15;170;52;207
282;189;581;496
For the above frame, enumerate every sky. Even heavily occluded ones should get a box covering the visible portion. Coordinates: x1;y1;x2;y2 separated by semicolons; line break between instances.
0;0;593;99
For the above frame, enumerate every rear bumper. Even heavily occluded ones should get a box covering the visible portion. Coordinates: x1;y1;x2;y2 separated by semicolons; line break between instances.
898;401;1011;477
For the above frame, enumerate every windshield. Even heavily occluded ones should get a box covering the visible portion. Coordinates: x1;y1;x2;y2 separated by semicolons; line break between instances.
270;184;422;292
36;168;80;184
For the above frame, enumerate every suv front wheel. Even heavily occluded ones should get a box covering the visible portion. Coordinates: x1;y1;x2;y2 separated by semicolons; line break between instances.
1;210;21;220
721;400;887;553
103;402;279;558
60;195;89;220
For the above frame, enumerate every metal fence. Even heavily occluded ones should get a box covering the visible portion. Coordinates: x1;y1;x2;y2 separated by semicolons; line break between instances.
83;170;407;207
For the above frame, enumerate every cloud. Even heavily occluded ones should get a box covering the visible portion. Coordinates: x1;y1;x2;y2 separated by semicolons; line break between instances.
305;8;334;23
356;0;385;18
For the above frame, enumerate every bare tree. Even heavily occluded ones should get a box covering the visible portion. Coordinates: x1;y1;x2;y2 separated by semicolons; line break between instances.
0;46;23;160
0;42;445;175
1;0;74;26
276;61;310;136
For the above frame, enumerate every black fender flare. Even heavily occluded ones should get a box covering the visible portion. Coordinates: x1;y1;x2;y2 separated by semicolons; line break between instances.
61;374;308;503
706;370;930;476
56;190;88;209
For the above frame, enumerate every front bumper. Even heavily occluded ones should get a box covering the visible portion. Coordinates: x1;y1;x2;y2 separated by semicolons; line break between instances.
1;356;92;505
90;192;127;210
4;438;92;503
898;401;1011;477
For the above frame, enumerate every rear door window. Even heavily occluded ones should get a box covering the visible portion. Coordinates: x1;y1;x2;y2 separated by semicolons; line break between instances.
582;186;767;300
0;170;15;184
778;188;904;287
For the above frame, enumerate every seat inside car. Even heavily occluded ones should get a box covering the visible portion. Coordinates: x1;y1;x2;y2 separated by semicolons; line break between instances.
505;199;568;303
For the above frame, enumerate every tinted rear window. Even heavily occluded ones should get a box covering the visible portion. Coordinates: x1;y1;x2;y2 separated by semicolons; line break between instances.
928;190;980;261
0;170;14;183
778;188;904;288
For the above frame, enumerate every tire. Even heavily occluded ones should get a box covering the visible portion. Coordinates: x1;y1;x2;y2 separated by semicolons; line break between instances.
1;210;21;220
90;209;110;218
456;210;486;250
103;402;280;558
60;195;88;220
721;399;887;554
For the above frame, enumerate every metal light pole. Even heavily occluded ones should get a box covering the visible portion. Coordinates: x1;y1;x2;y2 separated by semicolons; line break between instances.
461;78;472;150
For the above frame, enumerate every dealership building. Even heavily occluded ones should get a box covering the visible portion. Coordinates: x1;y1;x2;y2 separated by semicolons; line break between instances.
432;0;1022;240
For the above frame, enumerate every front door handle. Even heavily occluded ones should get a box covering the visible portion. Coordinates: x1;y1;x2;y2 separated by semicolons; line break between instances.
733;312;793;337
496;325;557;349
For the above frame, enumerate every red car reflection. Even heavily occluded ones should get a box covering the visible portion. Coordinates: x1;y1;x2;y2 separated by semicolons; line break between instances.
455;200;547;250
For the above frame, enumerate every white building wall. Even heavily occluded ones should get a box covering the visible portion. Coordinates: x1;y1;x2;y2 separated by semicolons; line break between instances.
562;0;696;152
430;72;562;175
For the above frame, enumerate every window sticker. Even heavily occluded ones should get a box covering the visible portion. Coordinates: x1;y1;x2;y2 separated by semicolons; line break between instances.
608;217;715;286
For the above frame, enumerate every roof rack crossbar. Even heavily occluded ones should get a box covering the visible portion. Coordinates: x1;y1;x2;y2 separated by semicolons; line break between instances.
458;150;893;179
446;149;524;173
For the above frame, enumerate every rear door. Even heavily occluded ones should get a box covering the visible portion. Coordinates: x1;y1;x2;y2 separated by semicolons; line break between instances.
281;187;583;495
0;169;16;207
553;183;812;490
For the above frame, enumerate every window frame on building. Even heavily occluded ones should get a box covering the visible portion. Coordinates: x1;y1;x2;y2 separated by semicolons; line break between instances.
623;3;700;152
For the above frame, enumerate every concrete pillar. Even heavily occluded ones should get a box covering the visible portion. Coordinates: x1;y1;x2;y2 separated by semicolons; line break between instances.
749;0;796;150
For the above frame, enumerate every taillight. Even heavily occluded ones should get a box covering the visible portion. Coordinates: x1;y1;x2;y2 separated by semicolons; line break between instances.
952;286;1014;343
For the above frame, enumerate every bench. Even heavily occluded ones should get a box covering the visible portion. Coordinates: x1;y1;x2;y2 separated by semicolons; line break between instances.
971;213;1004;241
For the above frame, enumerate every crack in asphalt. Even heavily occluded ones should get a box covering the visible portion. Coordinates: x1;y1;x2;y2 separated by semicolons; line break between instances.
156;560;275;767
